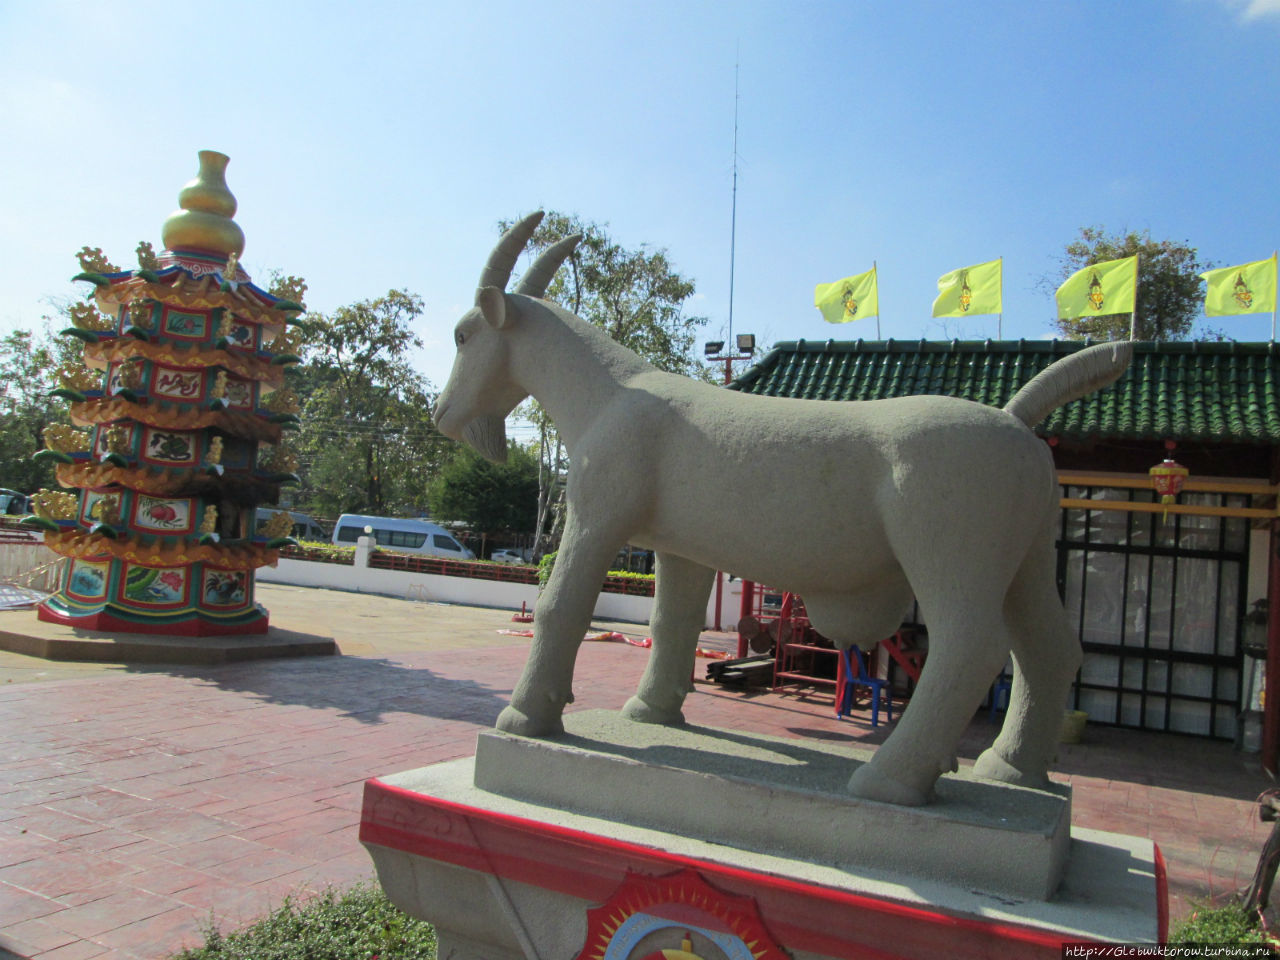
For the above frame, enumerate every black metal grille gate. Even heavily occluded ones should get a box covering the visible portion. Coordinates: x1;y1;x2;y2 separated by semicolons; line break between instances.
1058;485;1248;739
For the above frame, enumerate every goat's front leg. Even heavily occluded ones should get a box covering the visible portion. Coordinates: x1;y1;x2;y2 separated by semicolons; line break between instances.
622;552;715;725
497;512;621;737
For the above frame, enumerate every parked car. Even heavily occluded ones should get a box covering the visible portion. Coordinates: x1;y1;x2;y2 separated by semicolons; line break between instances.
331;514;476;560
491;549;532;564
0;489;30;516
255;508;327;542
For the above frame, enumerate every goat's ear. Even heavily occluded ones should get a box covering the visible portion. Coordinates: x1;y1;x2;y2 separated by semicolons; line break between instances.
476;286;508;329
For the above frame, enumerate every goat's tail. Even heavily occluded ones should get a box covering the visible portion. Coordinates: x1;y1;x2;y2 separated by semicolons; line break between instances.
1003;341;1133;428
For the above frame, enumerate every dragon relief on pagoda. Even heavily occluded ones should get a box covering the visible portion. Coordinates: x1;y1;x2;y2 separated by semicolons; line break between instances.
42;424;91;454
127;299;156;331
31;489;78;522
260;510;295;541
29;150;310;636
56;361;101;393
262;385;300;416
67;302;114;334
258;441;299;476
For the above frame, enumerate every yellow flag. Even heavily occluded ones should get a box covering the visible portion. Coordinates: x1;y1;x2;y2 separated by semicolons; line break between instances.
932;258;1002;318
1200;255;1277;316
1055;255;1138;319
815;267;878;324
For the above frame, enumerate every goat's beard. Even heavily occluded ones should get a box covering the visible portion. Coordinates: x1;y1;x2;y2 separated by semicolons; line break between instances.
463;414;508;464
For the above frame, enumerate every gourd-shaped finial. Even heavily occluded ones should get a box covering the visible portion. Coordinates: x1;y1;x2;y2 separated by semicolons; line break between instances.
161;150;246;257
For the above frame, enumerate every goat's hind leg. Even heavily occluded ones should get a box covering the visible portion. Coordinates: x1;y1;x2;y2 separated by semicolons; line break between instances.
973;538;1080;787
622;553;715;725
848;601;1010;805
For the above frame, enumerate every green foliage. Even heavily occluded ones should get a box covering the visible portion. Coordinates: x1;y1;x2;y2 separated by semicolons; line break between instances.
603;568;656;583
499;212;711;551
282;541;356;564
538;549;557;587
0;241;153;493
291;290;447;517
427;441;539;537
535;550;655;589
504;211;711;379
263;269;309;307
171;883;436;959
1169;902;1269;947
1049;227;1210;341
0;328;76;493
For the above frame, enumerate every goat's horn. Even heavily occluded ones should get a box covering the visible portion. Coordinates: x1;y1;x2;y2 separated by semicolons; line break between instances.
514;234;582;298
478;211;544;294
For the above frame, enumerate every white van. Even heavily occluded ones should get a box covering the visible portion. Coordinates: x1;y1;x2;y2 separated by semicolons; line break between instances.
255;508;327;542
331;514;475;560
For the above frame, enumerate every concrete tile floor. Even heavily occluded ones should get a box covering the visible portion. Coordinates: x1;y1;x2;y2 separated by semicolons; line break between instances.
0;583;1272;958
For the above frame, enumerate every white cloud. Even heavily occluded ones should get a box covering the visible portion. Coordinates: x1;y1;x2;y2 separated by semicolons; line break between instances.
1242;0;1280;17
1214;0;1280;20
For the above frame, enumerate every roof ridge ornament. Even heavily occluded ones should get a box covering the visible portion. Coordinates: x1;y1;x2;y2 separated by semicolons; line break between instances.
161;151;245;257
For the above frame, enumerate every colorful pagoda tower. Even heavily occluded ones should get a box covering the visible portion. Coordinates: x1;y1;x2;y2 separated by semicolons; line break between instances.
27;150;304;635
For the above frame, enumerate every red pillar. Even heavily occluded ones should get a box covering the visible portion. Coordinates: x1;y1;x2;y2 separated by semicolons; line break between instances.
736;580;756;659
1264;523;1280;776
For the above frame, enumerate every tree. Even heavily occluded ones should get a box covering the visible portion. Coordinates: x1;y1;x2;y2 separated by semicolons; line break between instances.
499;212;711;549
1049;227;1210;341
291;290;447;517
0;329;73;493
426;441;539;547
505;212;712;378
0;244;130;494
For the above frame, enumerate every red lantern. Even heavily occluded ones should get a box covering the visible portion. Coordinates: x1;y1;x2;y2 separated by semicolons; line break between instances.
1149;443;1188;521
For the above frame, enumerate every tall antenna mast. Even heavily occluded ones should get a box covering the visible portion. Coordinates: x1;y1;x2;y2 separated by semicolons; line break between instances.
728;53;740;351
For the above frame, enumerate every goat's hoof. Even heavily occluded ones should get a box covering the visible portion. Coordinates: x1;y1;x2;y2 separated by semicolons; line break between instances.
496;704;564;738
847;762;930;806
972;748;1049;788
621;696;685;726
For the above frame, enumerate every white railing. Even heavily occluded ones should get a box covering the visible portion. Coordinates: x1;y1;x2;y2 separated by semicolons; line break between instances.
0;537;64;593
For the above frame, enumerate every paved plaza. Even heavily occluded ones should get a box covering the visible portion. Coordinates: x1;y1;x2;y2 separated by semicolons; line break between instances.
0;583;1272;959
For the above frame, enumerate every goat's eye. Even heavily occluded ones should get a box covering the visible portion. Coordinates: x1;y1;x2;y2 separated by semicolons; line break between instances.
455;330;465;347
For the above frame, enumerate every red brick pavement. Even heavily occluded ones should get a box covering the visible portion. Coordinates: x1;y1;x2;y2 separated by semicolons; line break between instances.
0;632;1271;958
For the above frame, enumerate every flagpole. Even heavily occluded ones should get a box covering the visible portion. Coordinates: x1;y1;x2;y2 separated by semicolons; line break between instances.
998;256;1004;339
1129;252;1141;341
1272;251;1277;341
873;261;881;339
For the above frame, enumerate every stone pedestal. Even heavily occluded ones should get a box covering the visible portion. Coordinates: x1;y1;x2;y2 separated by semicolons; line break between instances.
361;711;1164;960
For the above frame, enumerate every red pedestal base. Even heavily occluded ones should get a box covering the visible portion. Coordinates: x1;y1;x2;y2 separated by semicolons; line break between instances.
37;600;269;636
362;774;1164;960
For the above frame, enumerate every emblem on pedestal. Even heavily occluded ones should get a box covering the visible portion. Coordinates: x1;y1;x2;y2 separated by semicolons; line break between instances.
576;869;787;960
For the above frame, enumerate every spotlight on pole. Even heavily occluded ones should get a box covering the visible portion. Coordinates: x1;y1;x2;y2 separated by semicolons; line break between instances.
704;341;725;357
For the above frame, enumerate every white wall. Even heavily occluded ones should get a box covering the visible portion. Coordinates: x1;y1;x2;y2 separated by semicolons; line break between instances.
256;538;741;629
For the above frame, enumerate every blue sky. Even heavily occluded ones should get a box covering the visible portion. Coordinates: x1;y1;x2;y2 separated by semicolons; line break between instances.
3;0;1278;399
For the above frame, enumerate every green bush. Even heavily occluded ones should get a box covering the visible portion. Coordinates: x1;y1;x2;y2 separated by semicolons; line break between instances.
537;550;656;589
287;540;357;562
538;550;557;588
172;884;436;959
1169;901;1270;947
604;569;656;582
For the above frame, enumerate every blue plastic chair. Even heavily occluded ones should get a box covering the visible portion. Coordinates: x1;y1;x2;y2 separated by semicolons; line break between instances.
836;647;893;727
988;671;1012;722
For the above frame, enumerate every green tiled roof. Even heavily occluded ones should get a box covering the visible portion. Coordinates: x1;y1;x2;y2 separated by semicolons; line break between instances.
730;339;1280;444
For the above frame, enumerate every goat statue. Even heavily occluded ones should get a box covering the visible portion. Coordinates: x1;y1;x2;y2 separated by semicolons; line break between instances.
434;212;1132;806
